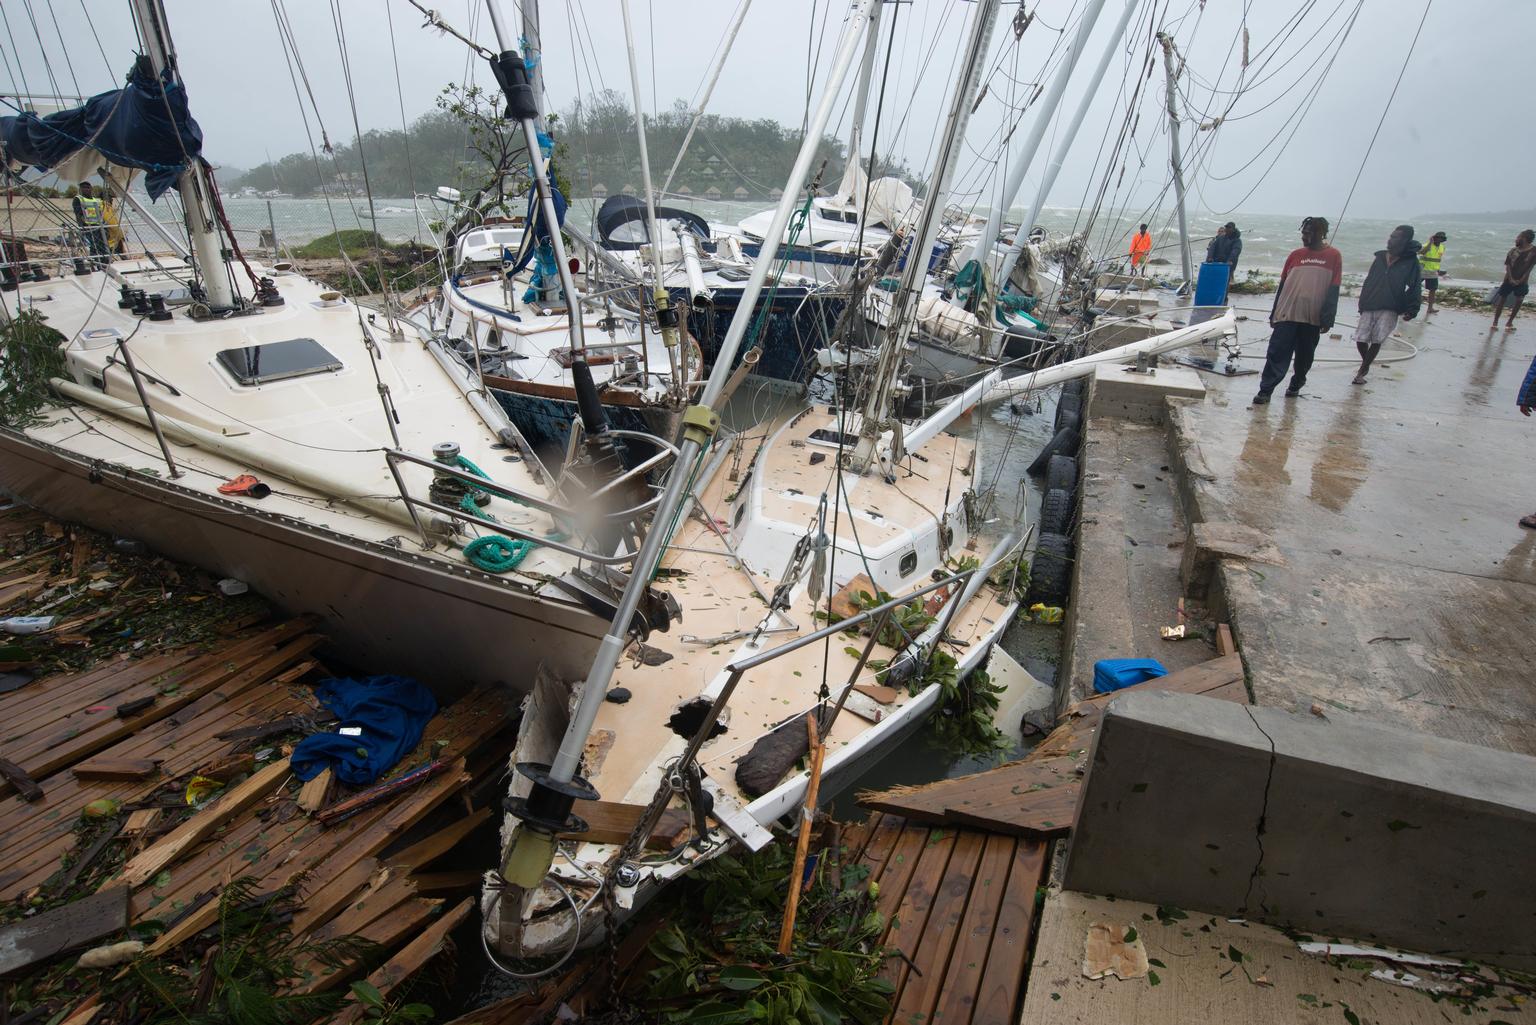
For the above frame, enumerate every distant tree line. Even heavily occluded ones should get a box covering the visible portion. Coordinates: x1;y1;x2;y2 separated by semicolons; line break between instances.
232;89;916;201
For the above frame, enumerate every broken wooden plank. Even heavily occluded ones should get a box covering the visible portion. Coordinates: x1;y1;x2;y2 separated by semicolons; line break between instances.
296;768;332;815
0;756;43;802
328;897;476;1025
409;870;483;896
568;799;692;851
852;683;899;704
316;760;451;827
0;887;128;975
385;806;489;871
113;757;291;888
1216;622;1236;657
113;695;156;719
57;822;124;890
71;758;159;782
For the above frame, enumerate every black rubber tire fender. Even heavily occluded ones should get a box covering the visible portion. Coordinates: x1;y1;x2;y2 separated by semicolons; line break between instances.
1045;453;1079;493
1054;389;1082;432
1039;487;1074;536
1026;426;1080;477
1027;532;1073;604
1054;407;1082;437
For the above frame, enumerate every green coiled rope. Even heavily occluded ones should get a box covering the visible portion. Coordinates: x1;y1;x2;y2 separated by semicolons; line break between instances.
454;456;537;572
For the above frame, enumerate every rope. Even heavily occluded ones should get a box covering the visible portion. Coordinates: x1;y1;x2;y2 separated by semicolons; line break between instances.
452;454;538;573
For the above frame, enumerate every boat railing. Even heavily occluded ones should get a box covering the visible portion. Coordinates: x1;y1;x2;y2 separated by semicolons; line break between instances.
383;434;678;567
113;338;183;481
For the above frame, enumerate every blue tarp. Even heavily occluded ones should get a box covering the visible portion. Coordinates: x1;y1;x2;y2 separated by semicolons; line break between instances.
291;676;439;786
0;58;202;199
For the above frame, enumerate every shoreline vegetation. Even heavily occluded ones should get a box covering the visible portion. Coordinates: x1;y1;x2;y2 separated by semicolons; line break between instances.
232;89;917;203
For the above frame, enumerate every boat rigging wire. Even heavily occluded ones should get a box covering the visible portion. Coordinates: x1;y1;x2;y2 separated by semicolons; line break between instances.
1332;0;1431;236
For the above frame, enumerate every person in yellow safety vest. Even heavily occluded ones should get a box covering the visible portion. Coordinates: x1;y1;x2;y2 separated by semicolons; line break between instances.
71;182;110;265
1420;231;1447;315
1129;223;1153;275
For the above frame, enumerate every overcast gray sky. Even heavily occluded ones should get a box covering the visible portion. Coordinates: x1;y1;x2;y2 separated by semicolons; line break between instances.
5;0;1531;220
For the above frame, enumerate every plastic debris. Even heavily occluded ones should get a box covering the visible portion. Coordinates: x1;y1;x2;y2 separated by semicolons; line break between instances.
1;616;58;635
1028;603;1064;624
184;775;224;806
216;578;249;597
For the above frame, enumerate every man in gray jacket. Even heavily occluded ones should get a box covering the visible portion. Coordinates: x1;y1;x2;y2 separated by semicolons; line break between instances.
1352;225;1421;385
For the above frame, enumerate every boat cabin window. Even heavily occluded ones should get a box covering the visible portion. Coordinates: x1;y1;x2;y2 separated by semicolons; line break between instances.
806;427;860;449
216;338;343;386
898;551;918;577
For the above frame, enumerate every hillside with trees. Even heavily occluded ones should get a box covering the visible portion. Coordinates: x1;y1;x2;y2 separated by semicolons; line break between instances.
233;89;912;201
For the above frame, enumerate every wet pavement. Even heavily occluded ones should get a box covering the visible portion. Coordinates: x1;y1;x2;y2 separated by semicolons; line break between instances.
1172;300;1536;754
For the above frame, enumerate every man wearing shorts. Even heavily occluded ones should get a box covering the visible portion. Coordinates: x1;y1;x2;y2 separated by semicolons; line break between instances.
1420;231;1446;315
1353;225;1421;385
1493;229;1536;331
1252;217;1341;405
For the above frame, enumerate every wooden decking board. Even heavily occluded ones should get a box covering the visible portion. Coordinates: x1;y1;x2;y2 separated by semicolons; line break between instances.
889;828;987;1023
876;828;956;995
0;686;305;897
927;833;1019;1025
967;839;1048;1025
852;814;1052;1025
0;681;298;858
1;627;320;789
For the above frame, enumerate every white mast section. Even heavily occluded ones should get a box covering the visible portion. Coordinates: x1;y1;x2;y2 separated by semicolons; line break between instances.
1159;31;1194;286
852;0;1002;475
996;0;1140;291
659;0;754;197
521;0;543;120
960;0;1108;274
839;0;884;204
126;0;236;310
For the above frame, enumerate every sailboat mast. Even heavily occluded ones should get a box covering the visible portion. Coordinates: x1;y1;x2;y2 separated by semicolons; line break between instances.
483;1;586;353
851;0;1001;475
660;0;754;196
843;0;884;194
996;0;1139;292
1158;31;1193;286
535;0;881;798
520;0;543;121
126;0;236;311
961;0;1107;276
619;0;685;395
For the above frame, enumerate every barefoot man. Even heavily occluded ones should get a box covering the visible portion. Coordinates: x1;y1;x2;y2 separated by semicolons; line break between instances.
1420;231;1447;315
1493;229;1536;331
1353;225;1421;385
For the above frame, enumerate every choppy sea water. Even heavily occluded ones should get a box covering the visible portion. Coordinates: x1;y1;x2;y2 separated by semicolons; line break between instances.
208;194;1530;285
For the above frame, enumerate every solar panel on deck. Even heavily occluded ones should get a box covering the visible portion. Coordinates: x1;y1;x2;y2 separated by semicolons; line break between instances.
216;338;343;386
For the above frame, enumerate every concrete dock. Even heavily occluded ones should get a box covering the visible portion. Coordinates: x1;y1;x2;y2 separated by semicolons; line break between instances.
1171;301;1536;754
1025;299;1536;1023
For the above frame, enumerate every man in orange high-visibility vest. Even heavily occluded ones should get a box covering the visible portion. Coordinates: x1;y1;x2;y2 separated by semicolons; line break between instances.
1129;223;1152;275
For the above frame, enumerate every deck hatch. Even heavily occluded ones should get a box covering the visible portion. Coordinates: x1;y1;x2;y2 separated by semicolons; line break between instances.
216;338;342;386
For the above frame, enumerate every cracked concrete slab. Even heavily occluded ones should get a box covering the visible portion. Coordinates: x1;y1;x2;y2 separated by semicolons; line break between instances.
1064;690;1536;970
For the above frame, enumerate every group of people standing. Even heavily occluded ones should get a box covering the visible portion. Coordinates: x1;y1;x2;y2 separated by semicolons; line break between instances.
1254;221;1536;405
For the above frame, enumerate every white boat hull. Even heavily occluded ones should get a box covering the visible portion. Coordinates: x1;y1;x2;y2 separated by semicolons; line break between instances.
0;429;607;689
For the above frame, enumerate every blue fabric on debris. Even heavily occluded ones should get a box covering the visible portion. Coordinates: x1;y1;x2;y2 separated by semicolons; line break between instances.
290;676;438;785
1092;658;1168;695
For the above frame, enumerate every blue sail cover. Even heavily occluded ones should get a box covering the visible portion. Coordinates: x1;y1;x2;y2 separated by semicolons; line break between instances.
0;59;202;199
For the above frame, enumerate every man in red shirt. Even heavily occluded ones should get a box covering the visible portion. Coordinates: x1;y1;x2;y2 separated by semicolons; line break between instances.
1252;217;1342;405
